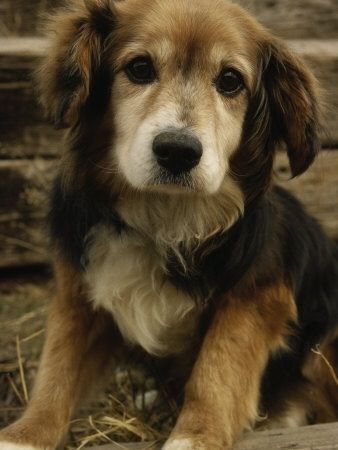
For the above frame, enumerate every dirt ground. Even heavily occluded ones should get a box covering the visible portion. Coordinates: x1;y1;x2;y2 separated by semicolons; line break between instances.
0;268;175;448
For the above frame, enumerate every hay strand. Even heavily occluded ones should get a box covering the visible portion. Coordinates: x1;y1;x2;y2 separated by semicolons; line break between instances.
16;336;29;404
6;374;25;406
311;344;338;386
21;329;45;343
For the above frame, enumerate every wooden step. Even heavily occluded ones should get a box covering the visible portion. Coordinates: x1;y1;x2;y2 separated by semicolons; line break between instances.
89;422;338;450
1;0;337;39
0;38;338;159
0;152;337;268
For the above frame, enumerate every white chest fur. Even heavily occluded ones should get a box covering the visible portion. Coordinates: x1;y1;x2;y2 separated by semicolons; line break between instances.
84;226;199;356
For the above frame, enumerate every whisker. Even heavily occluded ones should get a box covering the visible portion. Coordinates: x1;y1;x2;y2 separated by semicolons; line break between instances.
89;158;122;175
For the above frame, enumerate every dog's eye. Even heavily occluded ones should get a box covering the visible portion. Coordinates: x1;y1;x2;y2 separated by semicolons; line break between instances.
125;56;156;84
216;69;244;96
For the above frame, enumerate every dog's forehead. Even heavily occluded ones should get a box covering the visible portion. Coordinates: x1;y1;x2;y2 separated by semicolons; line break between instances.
114;0;262;71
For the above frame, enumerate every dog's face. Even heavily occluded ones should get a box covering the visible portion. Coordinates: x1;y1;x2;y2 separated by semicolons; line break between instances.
110;0;257;194
38;0;320;200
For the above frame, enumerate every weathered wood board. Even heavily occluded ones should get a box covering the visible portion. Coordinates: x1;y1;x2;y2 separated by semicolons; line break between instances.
0;0;62;37
0;159;55;268
237;0;338;39
234;422;338;450
0;83;63;158
0;151;337;268
88;422;338;450
1;0;338;39
1;38;338;160
275;151;338;240
0;38;61;158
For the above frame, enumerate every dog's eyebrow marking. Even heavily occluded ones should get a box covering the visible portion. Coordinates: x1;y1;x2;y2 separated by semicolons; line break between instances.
113;38;174;72
210;44;255;88
219;59;254;88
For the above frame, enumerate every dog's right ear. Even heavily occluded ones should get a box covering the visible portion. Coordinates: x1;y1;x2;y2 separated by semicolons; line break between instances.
37;0;115;128
261;38;321;177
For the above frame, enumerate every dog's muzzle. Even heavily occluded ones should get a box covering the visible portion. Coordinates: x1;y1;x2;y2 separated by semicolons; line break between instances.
153;130;203;175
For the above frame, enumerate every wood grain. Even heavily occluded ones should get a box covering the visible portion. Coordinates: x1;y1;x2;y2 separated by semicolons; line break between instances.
0;159;55;268
0;83;63;158
1;0;337;39
275;151;338;240
0;38;62;158
236;0;338;39
235;422;338;450
0;0;62;37
88;422;338;450
0;151;337;268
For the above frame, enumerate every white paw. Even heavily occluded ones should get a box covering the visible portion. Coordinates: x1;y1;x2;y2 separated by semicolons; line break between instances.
0;443;42;450
163;438;195;450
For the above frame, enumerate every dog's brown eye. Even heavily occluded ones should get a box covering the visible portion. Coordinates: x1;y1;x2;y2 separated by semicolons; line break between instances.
125;56;156;84
216;69;244;96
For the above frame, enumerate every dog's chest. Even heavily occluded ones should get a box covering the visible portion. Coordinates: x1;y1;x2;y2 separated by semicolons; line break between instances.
84;227;199;355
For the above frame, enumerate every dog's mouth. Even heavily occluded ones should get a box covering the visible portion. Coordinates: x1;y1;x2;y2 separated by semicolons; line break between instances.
148;169;198;193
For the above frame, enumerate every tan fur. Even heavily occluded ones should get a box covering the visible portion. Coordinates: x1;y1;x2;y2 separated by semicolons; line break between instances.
0;261;123;449
164;280;297;449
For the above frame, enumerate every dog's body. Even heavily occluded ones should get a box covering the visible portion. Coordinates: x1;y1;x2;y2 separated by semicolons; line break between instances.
1;0;338;448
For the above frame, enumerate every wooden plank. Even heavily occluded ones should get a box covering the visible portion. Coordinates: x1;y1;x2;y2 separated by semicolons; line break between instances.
236;0;338;39
0;0;62;37
0;38;337;159
0;218;48;268
235;422;338;450
0;159;54;268
0;83;62;158
0;38;62;158
0;38;48;83
0;151;337;268
1;0;337;39
88;422;338;450
275;151;338;240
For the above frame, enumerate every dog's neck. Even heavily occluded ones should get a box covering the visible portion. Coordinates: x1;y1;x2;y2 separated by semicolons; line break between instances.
111;185;272;302
114;180;245;252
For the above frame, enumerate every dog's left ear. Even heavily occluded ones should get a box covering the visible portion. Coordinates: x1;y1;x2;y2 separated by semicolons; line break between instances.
37;0;115;128
262;38;321;176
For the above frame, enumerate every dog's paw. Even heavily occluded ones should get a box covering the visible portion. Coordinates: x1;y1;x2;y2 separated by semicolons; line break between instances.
0;443;43;450
162;438;204;450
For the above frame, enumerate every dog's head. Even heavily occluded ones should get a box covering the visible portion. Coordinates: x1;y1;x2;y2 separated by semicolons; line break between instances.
38;0;321;201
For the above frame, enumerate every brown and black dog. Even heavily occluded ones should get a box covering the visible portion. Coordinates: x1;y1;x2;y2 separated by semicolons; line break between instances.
1;0;337;449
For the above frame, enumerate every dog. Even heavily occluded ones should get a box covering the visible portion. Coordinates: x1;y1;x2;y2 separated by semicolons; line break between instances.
1;0;338;449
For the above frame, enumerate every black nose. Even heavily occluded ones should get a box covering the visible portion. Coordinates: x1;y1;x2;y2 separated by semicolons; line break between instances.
153;131;203;175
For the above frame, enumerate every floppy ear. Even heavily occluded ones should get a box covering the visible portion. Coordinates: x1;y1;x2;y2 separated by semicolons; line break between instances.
263;38;321;176
37;0;115;128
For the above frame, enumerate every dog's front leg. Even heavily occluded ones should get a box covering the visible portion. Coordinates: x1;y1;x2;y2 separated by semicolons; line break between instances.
0;262;121;450
164;281;296;450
